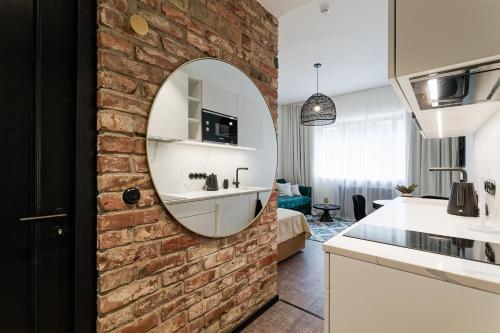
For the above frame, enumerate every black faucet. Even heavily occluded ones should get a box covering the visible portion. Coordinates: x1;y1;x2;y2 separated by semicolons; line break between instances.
233;168;248;188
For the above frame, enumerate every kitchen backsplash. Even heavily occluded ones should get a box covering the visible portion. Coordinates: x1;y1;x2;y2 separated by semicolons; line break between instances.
472;110;500;226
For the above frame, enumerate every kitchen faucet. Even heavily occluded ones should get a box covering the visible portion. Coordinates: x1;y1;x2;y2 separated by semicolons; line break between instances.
233;168;248;188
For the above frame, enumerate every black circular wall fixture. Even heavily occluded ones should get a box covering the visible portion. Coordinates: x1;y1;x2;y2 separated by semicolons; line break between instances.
123;187;141;204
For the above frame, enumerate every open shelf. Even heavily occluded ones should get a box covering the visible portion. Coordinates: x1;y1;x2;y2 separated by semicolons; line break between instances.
147;137;256;151
188;77;202;141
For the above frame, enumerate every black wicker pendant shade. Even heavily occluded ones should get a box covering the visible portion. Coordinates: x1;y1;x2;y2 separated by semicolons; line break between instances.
301;63;336;126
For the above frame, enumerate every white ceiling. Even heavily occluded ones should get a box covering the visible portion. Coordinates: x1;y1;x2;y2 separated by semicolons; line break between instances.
259;0;389;105
257;0;312;17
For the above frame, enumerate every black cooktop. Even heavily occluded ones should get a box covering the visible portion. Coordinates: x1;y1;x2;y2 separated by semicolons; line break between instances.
343;224;499;266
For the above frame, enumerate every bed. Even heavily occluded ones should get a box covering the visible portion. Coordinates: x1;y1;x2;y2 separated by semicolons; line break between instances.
276;208;311;262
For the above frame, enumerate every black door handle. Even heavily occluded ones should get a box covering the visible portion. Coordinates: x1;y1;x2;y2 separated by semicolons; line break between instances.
20;213;67;222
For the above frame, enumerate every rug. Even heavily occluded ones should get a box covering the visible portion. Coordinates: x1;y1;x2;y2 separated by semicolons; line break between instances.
305;214;356;242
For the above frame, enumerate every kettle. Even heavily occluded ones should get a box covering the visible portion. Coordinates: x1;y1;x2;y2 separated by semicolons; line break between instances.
203;173;219;191
429;167;479;217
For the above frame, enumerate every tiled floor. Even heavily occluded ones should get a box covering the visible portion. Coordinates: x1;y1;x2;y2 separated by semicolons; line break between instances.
241;301;323;333
278;240;324;318
242;240;325;332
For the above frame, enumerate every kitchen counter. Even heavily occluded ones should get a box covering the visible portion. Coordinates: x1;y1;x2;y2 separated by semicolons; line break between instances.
323;197;500;295
160;186;272;204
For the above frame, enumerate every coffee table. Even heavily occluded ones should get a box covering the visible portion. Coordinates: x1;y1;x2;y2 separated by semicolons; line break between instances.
313;204;341;222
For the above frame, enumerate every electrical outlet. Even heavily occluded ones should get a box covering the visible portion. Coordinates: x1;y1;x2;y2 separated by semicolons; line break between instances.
484;179;496;195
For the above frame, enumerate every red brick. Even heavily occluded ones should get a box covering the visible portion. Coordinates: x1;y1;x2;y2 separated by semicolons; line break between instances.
188;1;217;30
204;298;234;327
98;192;129;211
98;229;132;250
234;263;257;282
162;234;201;253
187;241;219;261
97;276;158;313
205;30;234;54
97;242;159;271
234;239;258;256
258;252;277;268
97;306;134;332
136;45;179;70
139;10;184;39
162;290;203;320
161;4;203;35
184;270;217;292
218;256;246;276
117;312;159;333
98;51;165;84
97;31;134;56
98;135;145;154
204;275;234;298
136;190;158;208
98;207;160;231
99;266;135;292
134;221;180;242
98;89;151;117
135;283;183;316
137;251;185;278
137;0;157;9
220;304;245;328
188;292;222;321
203;247;234;269
155;312;187;333
98;111;135;134
187;316;204;333
99;0;128;13
133;156;149;172
186;31;218;57
98;70;137;94
141;81;160;100
161;260;202;286
97;155;131;173
98;6;126;30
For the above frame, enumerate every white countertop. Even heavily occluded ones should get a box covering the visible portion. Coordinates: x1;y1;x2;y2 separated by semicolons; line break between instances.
161;186;272;204
323;197;500;295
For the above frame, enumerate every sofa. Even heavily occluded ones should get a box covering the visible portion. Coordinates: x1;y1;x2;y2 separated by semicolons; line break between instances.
276;178;312;215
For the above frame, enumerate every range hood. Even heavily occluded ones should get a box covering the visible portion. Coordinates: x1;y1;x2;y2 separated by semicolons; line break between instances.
388;0;500;138
410;61;500;111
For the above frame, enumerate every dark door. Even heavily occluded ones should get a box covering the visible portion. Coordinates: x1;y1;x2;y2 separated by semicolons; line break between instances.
0;0;93;332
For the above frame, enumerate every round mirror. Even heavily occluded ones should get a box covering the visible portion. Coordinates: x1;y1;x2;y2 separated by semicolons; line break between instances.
147;58;277;238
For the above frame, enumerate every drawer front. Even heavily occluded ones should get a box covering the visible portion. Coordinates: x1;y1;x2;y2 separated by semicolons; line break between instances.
167;199;216;219
179;212;216;237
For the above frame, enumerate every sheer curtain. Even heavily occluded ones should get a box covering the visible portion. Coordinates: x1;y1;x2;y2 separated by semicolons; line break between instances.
313;86;406;219
278;102;314;186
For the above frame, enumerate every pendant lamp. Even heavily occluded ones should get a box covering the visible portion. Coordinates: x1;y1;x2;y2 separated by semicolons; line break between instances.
301;63;336;126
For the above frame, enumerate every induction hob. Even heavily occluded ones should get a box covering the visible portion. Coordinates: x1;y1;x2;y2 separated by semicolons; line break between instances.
343;224;499;266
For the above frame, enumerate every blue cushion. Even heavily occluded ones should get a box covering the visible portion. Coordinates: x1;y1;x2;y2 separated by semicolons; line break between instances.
278;195;311;209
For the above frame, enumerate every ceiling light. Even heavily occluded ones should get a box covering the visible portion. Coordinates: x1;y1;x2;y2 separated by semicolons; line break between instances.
428;78;439;107
301;63;337;126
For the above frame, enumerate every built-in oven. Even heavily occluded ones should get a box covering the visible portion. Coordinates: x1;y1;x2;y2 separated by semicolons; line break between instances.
202;109;238;145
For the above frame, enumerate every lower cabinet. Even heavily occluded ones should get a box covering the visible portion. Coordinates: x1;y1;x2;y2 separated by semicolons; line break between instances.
218;194;251;237
167;193;260;237
179;212;216;236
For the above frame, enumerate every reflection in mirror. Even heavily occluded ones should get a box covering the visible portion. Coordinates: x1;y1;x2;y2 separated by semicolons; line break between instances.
147;59;277;237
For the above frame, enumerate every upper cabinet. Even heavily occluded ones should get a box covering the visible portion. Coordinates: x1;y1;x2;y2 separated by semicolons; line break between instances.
388;0;500;138
237;95;262;149
202;80;238;118
148;70;188;141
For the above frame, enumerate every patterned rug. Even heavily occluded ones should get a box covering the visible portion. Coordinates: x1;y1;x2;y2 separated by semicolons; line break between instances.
305;214;356;243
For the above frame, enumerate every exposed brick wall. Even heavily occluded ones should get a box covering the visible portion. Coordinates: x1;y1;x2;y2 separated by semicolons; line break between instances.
96;0;279;332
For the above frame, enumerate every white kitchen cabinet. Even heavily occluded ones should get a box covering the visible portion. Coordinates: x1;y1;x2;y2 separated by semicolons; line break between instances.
328;254;500;333
217;194;251;237
392;0;500;77
202;80;238;118
237;95;262;149
148;70;188;140
179;212;216;237
166;199;216;219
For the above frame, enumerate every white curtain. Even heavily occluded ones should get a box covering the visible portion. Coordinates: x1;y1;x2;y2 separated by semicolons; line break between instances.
278;102;314;186
313;86;406;219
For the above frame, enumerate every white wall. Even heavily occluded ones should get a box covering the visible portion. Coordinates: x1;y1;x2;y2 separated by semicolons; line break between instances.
473;111;500;226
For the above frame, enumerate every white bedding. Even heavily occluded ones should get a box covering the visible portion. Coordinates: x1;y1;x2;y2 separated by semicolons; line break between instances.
277;208;311;243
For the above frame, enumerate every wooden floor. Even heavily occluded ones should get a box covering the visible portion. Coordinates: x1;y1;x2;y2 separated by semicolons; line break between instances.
242;240;325;332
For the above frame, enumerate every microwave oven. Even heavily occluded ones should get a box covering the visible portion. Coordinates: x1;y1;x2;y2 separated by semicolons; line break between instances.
202;109;238;145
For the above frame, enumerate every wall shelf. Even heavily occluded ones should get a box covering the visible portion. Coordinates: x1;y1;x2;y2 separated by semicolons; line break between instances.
147;137;256;151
